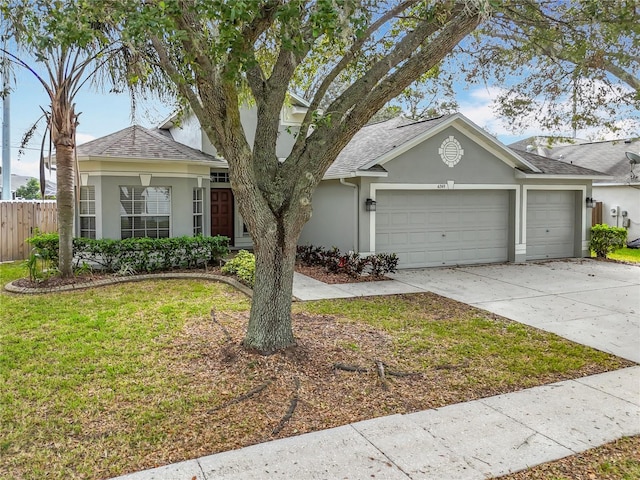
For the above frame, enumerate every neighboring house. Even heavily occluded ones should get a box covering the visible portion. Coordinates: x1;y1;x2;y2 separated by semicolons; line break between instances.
0;174;56;199
513;137;640;241
69;105;608;269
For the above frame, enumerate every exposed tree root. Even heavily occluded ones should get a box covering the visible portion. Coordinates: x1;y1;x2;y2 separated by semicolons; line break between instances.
272;377;300;436
207;378;274;413
334;361;421;376
333;361;422;388
211;308;233;343
333;362;370;373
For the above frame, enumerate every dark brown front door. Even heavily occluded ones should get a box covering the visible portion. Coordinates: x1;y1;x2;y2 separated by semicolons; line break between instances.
211;189;234;244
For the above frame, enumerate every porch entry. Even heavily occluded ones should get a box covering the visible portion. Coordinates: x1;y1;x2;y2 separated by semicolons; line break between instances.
211;188;234;243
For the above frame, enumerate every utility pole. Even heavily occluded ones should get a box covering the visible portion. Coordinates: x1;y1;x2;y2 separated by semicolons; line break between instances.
1;49;10;201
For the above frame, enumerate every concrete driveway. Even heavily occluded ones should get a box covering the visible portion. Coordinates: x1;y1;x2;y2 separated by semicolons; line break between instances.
392;259;640;363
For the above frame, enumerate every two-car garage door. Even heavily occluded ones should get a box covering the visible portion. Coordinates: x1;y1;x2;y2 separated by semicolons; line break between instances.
376;190;509;268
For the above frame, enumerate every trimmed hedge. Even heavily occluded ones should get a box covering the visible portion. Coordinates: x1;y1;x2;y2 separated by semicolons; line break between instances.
27;233;229;274
590;224;627;258
296;245;399;278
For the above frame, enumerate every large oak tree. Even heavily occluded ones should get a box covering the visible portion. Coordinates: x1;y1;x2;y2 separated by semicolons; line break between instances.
118;0;489;353
115;0;638;354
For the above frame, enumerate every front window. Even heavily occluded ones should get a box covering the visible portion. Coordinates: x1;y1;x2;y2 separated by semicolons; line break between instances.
79;186;96;239
193;188;204;235
120;186;171;238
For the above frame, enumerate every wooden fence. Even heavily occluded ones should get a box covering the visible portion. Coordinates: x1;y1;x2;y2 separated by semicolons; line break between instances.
0;201;58;262
592;201;603;227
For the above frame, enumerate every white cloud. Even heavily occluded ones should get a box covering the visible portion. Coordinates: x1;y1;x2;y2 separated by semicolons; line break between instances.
76;133;96;145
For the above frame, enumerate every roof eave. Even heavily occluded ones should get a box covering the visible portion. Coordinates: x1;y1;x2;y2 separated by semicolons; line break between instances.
76;155;222;165
515;171;612;180
323;170;389;180
594;181;640;187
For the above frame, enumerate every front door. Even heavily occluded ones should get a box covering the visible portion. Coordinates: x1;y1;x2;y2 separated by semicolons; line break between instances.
211;188;234;244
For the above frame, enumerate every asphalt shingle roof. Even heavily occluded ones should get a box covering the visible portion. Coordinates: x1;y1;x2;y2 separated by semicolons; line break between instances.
543;139;640;184
75;125;220;164
509;137;640;184
511;149;609;176
325;115;452;177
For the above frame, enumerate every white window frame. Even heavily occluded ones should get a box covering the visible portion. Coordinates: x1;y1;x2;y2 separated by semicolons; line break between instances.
79;185;96;239
193;187;204;235
119;186;172;239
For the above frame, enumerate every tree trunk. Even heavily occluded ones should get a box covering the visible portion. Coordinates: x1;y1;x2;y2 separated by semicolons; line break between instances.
56;144;75;277
243;222;298;354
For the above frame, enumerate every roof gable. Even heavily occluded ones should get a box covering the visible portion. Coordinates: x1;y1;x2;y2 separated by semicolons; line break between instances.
325;113;541;179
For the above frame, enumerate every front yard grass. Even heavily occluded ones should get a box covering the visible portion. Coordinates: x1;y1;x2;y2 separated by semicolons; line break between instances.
608;246;640;263
0;261;633;479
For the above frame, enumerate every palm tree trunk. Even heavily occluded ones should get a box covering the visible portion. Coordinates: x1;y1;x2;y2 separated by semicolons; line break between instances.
56;143;75;277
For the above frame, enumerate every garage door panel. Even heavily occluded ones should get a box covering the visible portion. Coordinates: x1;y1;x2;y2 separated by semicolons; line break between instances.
376;190;509;268
526;190;576;260
409;212;427;224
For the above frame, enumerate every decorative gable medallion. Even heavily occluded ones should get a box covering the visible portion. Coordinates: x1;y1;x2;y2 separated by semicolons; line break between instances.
439;135;464;167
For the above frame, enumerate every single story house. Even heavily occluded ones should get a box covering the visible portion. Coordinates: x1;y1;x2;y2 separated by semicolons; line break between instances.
70;103;608;269
512;137;640;241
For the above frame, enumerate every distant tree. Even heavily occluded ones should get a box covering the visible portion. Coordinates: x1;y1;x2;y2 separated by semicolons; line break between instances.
14;178;41;199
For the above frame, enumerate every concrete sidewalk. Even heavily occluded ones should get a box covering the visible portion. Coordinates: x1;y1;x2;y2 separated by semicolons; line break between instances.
112;259;640;479
113;367;640;480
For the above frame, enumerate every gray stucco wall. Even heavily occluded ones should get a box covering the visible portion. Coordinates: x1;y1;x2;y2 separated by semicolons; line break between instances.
298;179;358;251
95;175;206;240
382;127;516;185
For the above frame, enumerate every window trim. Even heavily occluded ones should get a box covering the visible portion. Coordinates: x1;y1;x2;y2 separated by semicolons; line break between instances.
193;187;204;235
79;185;96;239
119;185;172;239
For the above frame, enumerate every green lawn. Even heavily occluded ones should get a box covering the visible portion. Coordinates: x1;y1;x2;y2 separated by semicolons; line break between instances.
608;247;640;263
0;261;631;479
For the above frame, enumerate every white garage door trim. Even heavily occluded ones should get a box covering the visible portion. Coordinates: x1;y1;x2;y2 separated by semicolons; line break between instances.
369;183;519;253
372;184;516;268
523;185;588;259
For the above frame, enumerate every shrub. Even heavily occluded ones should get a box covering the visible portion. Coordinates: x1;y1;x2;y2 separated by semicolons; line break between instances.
221;250;255;287
27;232;230;273
296;245;398;278
590;224;627;258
